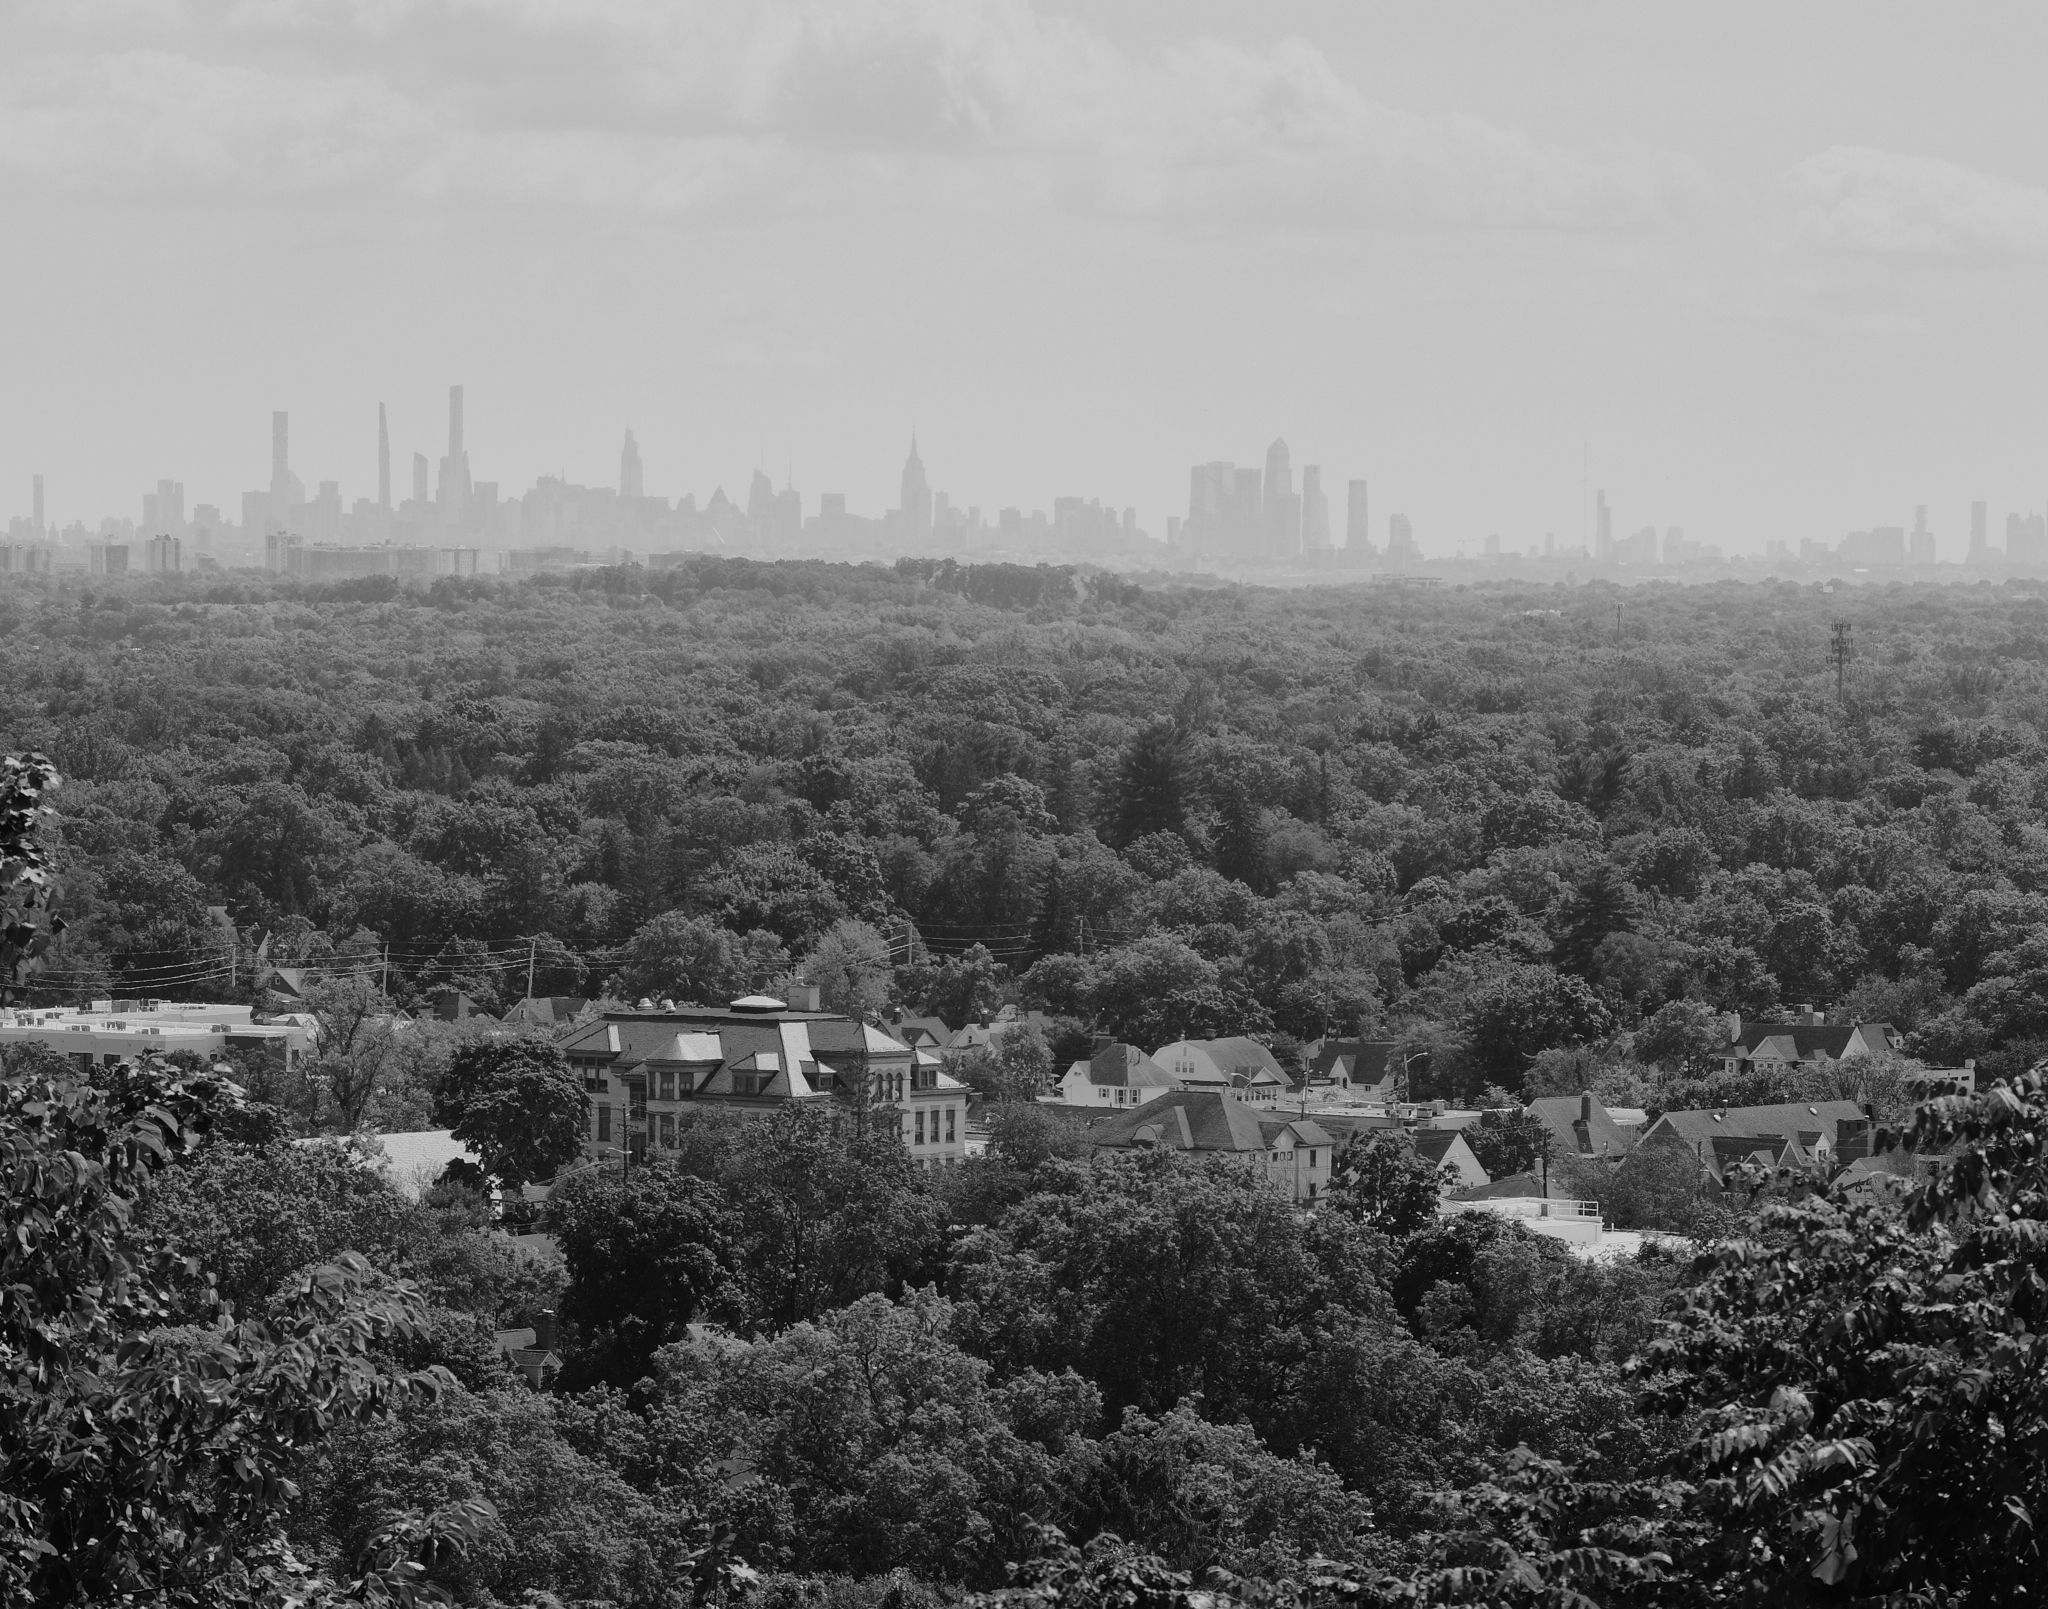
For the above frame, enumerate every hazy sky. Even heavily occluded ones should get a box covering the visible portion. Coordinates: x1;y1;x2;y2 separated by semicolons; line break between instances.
4;1;2047;556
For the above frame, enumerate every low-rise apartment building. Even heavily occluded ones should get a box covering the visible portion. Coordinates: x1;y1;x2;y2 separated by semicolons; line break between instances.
557;995;969;1171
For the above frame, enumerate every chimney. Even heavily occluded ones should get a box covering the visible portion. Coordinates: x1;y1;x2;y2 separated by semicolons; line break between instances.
532;1309;557;1351
1091;1032;1113;1054
787;982;821;1012
1579;1091;1593;1125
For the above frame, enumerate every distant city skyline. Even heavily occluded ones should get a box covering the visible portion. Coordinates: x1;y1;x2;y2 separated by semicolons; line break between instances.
4;4;2047;559
4;384;2042;567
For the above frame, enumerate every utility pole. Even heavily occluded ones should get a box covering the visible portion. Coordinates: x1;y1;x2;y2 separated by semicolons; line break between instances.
526;935;537;1002
1830;620;1853;705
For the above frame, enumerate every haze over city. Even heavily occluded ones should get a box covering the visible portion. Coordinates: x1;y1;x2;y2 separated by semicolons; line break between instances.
6;0;2048;558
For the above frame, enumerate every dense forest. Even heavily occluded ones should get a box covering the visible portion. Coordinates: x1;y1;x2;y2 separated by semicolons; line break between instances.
11;561;2048;1089
9;562;2048;1606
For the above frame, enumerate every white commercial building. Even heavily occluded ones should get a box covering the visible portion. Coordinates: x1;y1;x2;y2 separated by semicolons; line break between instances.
0;1000;316;1072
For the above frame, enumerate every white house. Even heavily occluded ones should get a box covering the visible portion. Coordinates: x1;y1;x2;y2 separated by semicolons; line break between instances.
1054;1041;1175;1108
1154;1036;1291;1107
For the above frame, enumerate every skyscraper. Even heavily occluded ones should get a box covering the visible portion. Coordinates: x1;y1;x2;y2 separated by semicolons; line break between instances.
1263;438;1299;552
900;437;932;536
412;452;429;507
31;474;43;539
378;403;391;510
1909;504;1935;564
437;385;472;525
621;430;644;499
271;412;291;500
1301;465;1330;550
1387;514;1418;563
1345;480;1370;552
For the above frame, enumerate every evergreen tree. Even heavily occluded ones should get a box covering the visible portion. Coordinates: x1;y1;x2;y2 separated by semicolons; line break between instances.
1111;718;1185;848
1551;862;1638;978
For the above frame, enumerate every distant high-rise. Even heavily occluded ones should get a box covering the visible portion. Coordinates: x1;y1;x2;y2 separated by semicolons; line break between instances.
143;479;184;534
378;403;391;510
1263;438;1299;552
1595;489;1612;561
31;474;43;538
1345;480;1370;552
271;412;290;500
412;452;429;507
437;385;472;524
1301;465;1330;550
1387;513;1417;563
900;437;932;536
620;430;644;500
1909;504;1935;565
1971;500;1990;560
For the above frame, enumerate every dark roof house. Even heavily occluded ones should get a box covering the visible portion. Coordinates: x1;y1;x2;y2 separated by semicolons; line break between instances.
1640;1099;1867;1184
1526;1093;1634;1159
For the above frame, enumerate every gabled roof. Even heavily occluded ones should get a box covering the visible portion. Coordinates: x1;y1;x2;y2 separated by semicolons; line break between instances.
1311;1040;1396;1084
1081;1042;1176;1089
1731;1022;1896;1059
503;995;590;1028
1411;1129;1464;1165
1644;1099;1867;1154
882;1013;950;1048
1526;1095;1633;1158
947;1009;1058;1051
1257;1115;1333;1148
1156;1037;1287;1090
1089;1089;1273;1154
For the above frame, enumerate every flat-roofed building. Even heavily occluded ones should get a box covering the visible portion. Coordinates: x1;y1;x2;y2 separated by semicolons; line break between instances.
0;1000;315;1073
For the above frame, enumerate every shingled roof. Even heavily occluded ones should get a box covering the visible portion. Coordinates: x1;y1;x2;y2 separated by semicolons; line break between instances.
1526;1094;1633;1158
1088;1089;1328;1156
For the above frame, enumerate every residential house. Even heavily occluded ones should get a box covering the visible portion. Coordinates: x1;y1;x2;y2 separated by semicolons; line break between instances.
1155;1036;1291;1107
558;995;970;1171
1719;1017;1899;1078
1055;1041;1175;1108
1525;1093;1634;1161
494;1310;560;1388
431;989;496;1023
1638;1099;1868;1187
946;1003;1060;1054
880;1011;951;1054
1087;1089;1335;1202
502;995;590;1029
1410;1127;1491;1191
1308;1039;1401;1101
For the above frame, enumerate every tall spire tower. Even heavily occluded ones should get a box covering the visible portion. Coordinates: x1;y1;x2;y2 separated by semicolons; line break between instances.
436;384;472;525
900;435;932;536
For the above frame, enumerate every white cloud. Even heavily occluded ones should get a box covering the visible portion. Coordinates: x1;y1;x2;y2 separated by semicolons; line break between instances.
0;0;1702;229
1782;145;2048;257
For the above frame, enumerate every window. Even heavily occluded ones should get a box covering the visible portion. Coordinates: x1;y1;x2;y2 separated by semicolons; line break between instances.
660;1113;676;1148
946;1108;956;1143
1309;1150;1318;1168
915;1109;926;1144
658;1070;676;1101
597;1105;612;1142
